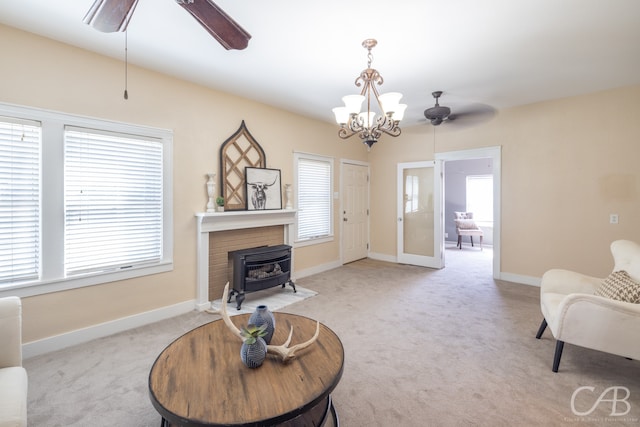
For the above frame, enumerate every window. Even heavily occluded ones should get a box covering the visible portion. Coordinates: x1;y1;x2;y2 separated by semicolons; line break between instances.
64;127;164;276
466;175;493;223
404;175;419;213
294;152;333;245
0;103;173;297
0;118;41;284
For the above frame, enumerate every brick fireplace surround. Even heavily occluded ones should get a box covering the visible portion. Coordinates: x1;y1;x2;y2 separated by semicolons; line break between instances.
195;210;297;310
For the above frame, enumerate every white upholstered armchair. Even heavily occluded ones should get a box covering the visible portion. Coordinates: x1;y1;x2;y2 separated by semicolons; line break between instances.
536;240;640;372
0;296;27;427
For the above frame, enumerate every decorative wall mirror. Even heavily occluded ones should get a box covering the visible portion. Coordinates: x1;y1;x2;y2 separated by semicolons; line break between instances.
219;121;266;210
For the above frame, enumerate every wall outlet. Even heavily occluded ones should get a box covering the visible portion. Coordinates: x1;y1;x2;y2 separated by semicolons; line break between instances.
610;214;619;224
445;232;449;238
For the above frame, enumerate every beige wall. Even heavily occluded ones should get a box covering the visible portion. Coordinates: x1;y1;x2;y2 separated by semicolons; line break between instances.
369;85;640;278
0;25;365;343
2;24;639;345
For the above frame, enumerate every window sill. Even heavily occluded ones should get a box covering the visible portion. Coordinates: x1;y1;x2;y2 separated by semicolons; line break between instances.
294;235;334;248
0;261;173;298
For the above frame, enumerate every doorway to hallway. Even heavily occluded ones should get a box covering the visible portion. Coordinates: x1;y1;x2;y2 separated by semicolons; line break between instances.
436;147;501;280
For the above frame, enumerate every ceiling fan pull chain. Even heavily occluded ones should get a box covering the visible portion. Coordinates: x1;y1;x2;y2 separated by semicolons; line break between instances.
124;30;129;100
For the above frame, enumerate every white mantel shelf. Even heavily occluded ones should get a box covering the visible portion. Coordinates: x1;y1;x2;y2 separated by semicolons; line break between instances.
195;209;297;311
196;209;297;233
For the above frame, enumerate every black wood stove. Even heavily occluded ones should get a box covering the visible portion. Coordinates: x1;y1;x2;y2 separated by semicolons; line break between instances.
227;244;295;310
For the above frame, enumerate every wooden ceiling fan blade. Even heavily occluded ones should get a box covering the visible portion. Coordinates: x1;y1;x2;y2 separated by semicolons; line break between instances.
177;0;251;50
83;0;140;33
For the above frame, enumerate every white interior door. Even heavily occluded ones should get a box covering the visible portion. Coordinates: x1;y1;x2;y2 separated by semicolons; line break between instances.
397;161;443;268
342;162;369;264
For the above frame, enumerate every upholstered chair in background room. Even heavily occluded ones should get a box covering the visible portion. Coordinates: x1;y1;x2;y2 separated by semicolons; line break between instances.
0;296;28;427
454;212;483;250
536;240;640;372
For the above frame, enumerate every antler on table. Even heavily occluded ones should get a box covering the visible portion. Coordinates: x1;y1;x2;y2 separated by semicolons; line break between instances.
219;283;320;363
219;283;243;339
266;320;320;363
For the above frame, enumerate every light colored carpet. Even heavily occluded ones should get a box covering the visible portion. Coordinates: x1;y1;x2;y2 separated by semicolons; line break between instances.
24;247;640;426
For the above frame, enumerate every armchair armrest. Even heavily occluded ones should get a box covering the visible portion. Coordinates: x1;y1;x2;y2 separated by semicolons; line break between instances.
541;269;602;295
0;296;23;368
553;293;640;359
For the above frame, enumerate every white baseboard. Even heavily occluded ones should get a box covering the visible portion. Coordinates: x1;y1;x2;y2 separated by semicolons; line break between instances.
23;300;195;359
294;260;343;280
195;300;212;312
499;272;541;287
368;252;397;263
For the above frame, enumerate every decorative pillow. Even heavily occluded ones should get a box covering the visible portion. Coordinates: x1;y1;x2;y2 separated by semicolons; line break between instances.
594;270;640;303
454;212;473;219
455;219;479;230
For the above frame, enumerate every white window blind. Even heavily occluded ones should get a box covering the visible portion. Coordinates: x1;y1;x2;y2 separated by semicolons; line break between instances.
64;127;163;275
296;154;332;242
0;118;41;284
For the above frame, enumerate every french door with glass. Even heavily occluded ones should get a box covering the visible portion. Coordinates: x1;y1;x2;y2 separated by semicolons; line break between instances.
397;161;443;268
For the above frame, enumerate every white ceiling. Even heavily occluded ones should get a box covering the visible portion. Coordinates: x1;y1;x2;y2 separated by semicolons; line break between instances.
1;0;639;128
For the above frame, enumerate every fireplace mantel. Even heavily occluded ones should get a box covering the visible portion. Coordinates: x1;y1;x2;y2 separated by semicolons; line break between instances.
196;209;297;233
195;209;297;310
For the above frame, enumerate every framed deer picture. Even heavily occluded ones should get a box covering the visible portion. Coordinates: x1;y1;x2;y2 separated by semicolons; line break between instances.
245;167;282;210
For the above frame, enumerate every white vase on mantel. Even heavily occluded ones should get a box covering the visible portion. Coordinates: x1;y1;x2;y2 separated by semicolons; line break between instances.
206;173;216;213
284;184;293;210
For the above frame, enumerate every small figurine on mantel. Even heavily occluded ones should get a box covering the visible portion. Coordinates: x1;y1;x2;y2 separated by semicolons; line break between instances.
206;173;216;213
284;184;293;209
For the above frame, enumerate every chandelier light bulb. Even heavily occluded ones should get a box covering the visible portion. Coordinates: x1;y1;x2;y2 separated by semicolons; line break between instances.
342;95;365;115
393;104;408;121
332;107;350;125
359;111;376;128
378;92;403;114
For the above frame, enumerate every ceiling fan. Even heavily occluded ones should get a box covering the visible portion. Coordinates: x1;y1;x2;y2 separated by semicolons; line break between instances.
424;91;496;127
83;0;251;50
424;91;451;126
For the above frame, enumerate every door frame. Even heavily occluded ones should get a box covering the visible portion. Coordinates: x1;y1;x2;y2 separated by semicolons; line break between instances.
340;159;370;264
435;146;501;280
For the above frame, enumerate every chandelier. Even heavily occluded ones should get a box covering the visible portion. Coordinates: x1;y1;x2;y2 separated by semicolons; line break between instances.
332;39;407;149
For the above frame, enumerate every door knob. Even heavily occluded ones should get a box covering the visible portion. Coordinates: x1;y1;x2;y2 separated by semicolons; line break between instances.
343;218;348;222
398;217;403;222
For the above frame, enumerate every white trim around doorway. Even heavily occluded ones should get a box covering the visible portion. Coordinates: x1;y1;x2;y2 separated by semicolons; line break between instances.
435;146;502;280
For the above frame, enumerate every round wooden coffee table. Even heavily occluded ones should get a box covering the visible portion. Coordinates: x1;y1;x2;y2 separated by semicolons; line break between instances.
149;313;344;427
